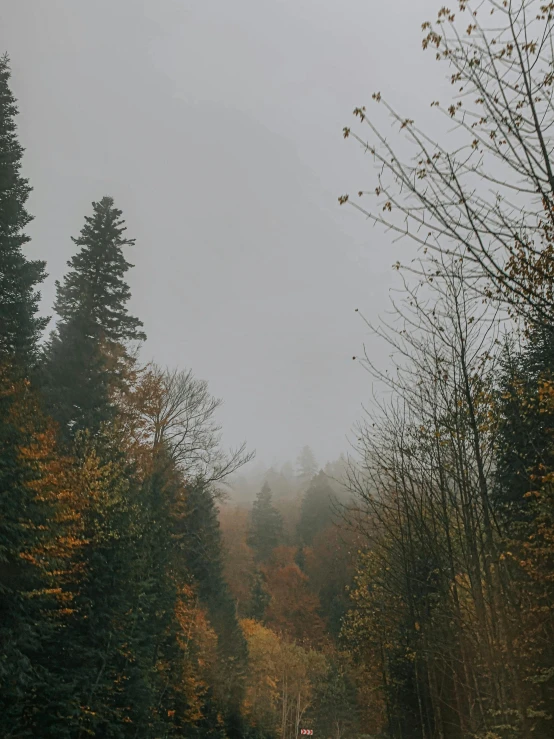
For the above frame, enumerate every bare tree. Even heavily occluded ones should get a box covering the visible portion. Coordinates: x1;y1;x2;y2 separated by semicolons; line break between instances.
337;2;554;736
341;0;554;327
126;364;253;485
341;246;541;736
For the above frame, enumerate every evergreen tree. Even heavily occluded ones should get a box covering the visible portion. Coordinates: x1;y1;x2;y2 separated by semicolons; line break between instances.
247;482;283;562
297;472;335;546
0;56;65;736
323;454;350;503
178;481;249;733
295;445;317;485
311;660;359;739
495;328;554;513
0;375;64;736
54;430;147;737
280;461;294;482
294;545;306;571
493;330;554;732
43;196;144;437
248;571;270;622
113;454;181;738
0;54;47;369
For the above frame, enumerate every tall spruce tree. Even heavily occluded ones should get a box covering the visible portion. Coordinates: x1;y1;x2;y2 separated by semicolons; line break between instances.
43;196;145;436
0;54;47;369
45;430;146;738
247;482;283;562
178;481;249;737
0;55;64;737
248;571;270;622
297;471;334;546
0;376;69;738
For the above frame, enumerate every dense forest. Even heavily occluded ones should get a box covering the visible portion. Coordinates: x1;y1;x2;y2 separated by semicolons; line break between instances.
2;0;554;737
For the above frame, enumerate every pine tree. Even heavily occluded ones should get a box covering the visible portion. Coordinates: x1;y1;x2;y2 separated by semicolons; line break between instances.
247;482;283;562
311;660;359;738
54;196;144;344
0;55;69;737
495;329;554;512
53;430;145;737
297;472;335;546
0;372;73;737
0;54;47;369
294;545;306;571
494;330;554;732
295;445;317;486
264;467;292;500
248;571;270;622
43;196;144;436
178;481;249;734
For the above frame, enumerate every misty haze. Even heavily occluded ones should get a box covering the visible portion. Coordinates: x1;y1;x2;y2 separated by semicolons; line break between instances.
1;1;554;738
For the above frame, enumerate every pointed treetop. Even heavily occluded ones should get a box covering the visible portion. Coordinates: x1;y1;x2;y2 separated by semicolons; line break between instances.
297;471;336;546
42;197;144;436
54;196;145;344
248;481;283;562
260;480;272;498
0;54;47;367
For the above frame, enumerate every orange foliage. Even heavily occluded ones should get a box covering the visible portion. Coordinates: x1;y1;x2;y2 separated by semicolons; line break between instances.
263;550;327;648
219;505;256;614
1;373;87;615
115;363;166;479
174;584;219;723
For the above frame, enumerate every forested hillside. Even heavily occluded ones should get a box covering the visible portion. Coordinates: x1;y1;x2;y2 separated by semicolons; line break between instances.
2;1;554;737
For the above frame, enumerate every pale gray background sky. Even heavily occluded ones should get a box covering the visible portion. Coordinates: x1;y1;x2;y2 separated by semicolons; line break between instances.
2;0;448;468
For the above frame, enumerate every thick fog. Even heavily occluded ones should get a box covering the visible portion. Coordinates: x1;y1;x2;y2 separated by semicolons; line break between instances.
2;0;447;467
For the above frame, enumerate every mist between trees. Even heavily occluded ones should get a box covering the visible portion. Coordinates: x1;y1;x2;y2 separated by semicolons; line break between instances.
2;1;554;737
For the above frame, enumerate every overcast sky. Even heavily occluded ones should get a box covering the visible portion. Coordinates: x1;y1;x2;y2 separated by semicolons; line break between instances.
3;0;449;469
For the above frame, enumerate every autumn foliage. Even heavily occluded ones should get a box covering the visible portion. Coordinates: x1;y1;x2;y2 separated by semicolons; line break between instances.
4;1;554;738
